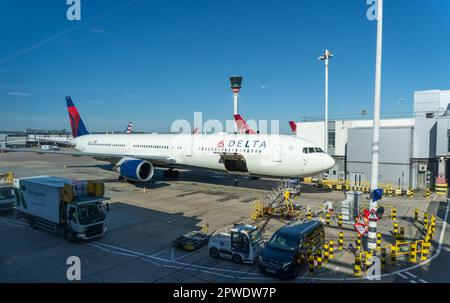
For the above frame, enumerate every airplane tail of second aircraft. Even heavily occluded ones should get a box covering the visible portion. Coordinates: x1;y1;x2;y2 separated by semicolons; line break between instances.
66;96;90;138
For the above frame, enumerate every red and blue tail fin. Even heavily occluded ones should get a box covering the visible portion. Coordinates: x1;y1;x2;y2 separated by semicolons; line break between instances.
289;121;297;134
234;114;257;135
66;96;90;138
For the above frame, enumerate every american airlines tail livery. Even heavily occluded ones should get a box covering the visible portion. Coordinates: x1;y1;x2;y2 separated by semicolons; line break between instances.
2;97;335;183
126;122;133;134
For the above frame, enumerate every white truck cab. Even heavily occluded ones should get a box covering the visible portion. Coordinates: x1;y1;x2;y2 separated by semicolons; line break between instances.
0;184;15;211
208;224;264;264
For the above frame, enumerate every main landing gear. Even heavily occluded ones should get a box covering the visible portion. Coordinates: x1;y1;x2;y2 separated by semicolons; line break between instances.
163;169;180;178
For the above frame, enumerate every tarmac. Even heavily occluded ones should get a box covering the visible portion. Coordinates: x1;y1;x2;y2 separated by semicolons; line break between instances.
0;151;447;283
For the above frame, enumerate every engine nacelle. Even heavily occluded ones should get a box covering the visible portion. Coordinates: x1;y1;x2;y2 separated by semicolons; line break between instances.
115;158;154;182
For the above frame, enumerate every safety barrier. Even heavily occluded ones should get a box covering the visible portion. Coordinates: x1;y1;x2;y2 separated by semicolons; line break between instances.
414;209;419;221
326;213;330;226
425;189;430;199
338;215;343;228
436;183;448;197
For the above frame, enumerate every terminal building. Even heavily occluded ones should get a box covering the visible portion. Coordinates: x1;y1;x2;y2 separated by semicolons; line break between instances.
296;89;450;190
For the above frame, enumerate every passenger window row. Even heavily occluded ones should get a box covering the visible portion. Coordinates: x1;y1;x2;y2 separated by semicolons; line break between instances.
302;147;325;154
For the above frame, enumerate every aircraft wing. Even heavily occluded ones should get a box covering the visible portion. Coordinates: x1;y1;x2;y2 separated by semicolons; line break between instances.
0;148;177;165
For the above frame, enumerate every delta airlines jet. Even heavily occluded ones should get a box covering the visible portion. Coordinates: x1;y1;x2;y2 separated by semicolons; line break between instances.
1;97;335;183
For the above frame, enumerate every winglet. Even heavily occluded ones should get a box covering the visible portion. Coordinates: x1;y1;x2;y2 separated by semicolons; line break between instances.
66;96;90;138
234;114;257;135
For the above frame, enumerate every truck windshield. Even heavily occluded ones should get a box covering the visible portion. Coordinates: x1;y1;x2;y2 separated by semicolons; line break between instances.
268;233;298;252
249;229;263;245
77;204;105;225
0;187;14;199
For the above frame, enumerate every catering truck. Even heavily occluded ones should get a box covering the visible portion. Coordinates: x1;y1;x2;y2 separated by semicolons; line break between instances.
14;176;109;241
0;184;15;211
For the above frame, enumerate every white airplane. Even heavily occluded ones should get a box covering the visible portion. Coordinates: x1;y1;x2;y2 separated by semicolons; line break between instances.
1;97;335;182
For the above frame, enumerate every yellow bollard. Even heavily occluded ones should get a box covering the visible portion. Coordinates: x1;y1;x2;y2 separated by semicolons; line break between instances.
338;232;344;251
391;245;397;264
356;235;362;251
316;250;323;269
338;215;343;228
329;241;335;260
308;255;315;274
381;248;387;266
323;243;330;263
354;253;362;275
393;222;399;239
414;209;419;222
365;251;372;268
421;242;430;261
399;227;405;241
307;211;312;220
409;242;417;263
391;208;397;221
376;233;382;250
424;213;429;229
326;213;330;226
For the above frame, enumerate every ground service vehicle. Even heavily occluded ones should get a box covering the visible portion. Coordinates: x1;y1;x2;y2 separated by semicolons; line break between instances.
14;176;109;241
0;184;15;211
208;224;264;264
259;220;325;279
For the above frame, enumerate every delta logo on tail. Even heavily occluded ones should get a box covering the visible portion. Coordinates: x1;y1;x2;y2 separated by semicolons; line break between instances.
66;96;90;138
234;114;256;135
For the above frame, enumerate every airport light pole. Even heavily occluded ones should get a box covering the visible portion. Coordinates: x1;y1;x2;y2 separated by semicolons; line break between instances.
368;0;384;251
319;50;333;154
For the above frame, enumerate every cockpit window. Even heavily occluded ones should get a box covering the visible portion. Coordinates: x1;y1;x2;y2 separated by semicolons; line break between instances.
303;147;325;154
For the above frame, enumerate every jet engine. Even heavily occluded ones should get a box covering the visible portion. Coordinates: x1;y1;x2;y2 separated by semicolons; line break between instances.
115;158;154;182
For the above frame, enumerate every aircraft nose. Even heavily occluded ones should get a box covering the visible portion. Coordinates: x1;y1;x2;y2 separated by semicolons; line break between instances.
324;155;335;170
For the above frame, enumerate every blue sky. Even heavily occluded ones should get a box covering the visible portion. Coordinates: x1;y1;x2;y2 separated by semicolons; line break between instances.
0;0;449;133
